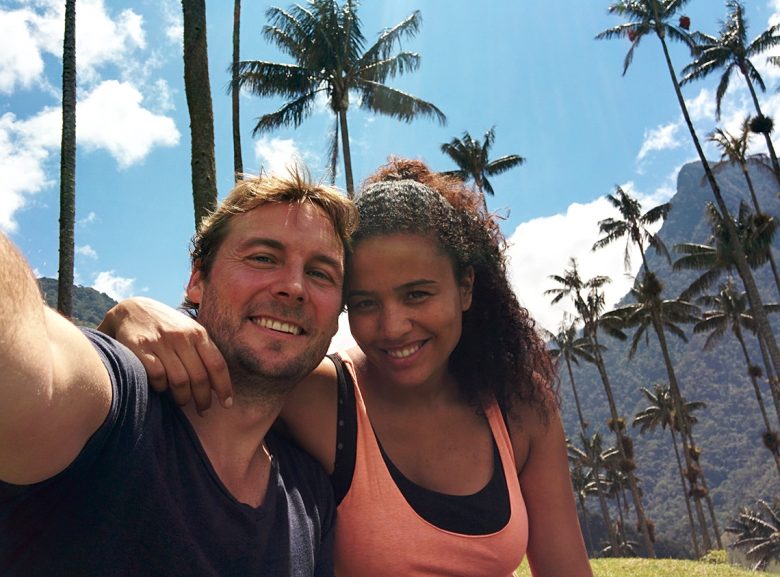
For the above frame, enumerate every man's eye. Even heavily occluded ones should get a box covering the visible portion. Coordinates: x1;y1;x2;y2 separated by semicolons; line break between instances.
407;291;430;302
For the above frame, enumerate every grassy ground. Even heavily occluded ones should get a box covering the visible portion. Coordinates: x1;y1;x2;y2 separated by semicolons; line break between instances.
514;557;758;576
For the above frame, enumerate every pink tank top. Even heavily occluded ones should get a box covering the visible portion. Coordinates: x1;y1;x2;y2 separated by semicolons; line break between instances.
333;354;528;577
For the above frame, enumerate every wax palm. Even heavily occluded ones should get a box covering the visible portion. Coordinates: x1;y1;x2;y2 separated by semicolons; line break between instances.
680;0;780;184
57;0;76;317
674;202;777;300
726;499;780;570
593;185;671;273
542;315;598;435
605;271;715;550
709;120;780;295
633;384;706;556
239;1;446;197
568;433;619;552
569;462;595;553
695;279;780;475
546;260;658;556
231;0;243;179
597;0;780;382
440;126;525;211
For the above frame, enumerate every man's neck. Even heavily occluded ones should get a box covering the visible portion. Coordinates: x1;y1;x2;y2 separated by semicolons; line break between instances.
182;395;282;508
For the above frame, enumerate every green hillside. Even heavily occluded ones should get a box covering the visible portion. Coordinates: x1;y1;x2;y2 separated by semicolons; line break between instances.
37;277;117;328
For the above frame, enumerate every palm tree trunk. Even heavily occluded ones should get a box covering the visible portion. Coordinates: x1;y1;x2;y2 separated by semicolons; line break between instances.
650;312;714;551
757;328;780;426
231;0;243;180
685;429;723;549
736;328;780;477
182;0;218;228
565;356;589;435
593;469;619;553
590;329;656;557
739;163;780;298
656;30;780;383
577;493;594;554
741;69;780;190
670;427;701;558
338;109;355;198
57;0;77;319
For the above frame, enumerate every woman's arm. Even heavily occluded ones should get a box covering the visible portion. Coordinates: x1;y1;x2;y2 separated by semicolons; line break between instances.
510;405;594;577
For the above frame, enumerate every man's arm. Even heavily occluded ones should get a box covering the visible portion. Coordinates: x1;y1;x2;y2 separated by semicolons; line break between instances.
0;233;111;485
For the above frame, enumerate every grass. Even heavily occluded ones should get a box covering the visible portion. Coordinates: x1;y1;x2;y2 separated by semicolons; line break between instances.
514;556;759;577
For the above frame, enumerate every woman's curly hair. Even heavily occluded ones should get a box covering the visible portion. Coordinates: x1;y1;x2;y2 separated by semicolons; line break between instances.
356;157;558;418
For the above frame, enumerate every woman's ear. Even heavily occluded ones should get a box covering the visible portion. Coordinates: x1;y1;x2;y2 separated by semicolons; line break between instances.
460;267;475;312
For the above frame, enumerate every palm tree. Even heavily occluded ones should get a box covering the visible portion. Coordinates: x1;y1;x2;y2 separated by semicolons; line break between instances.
239;1;445;197
569;462;595;554
568;433;619;553
592;185;671;274
57;0;76;318
542;315;597;436
680;0;780;186
231;0;243;180
708;120;780;296
604;272;717;551
440;126;525;211
182;0;218;227
597;0;780;384
695;278;780;475
546;259;657;557
634;384;704;557
727;499;780;570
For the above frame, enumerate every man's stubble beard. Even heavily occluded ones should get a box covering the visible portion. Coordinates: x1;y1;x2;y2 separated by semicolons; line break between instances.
199;300;333;405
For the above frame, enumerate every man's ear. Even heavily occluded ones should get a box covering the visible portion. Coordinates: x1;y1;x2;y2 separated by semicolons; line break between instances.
460;266;475;312
186;260;204;305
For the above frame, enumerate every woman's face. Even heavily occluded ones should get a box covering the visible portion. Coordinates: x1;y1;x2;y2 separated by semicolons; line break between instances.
346;232;473;390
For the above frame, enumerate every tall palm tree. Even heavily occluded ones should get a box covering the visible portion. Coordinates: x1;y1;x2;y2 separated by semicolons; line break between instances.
708;120;780;296
542;315;597;436
569;462;595;554
57;0;76;318
680;0;780;186
231;0;243;180
695;278;780;475
634;384;704;557
182;0;218;227
568;433;619;553
239;1;446;197
727;499;780;571
546;259;657;557
597;0;780;383
593;185;671;274
440;126;525;211
604;272;716;551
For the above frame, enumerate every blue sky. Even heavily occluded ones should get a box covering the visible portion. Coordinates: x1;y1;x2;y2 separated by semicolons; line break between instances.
3;0;780;349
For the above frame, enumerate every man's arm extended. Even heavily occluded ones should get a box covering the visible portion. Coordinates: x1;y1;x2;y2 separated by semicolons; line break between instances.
0;233;111;485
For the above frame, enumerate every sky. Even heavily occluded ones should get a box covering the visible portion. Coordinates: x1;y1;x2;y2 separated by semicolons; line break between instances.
4;0;780;351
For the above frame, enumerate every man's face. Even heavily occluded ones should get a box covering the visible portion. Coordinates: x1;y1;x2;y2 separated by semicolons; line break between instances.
186;201;345;399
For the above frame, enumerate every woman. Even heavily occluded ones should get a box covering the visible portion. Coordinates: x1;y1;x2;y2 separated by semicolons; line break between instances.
103;159;593;576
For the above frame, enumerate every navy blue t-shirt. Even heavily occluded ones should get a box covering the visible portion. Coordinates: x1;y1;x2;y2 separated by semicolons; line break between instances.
0;330;334;576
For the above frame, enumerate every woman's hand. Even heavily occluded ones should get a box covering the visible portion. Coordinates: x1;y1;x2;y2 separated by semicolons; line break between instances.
98;297;233;413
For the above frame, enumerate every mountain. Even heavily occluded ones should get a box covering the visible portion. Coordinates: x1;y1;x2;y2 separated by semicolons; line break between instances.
559;159;780;557
37;277;117;328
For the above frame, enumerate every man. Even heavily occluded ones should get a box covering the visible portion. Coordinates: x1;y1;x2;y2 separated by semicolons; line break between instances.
0;170;357;576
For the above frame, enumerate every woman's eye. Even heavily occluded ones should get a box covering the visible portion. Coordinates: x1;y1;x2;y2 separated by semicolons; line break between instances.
348;299;376;311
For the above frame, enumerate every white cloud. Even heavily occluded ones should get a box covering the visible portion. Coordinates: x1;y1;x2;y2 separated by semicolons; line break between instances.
686;88;716;123
637;121;682;162
254;137;304;176
78;211;97;227
506;193;663;333
0;8;44;93
93;270;135;301
78;80;180;168
0;112;53;232
76;244;98;259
